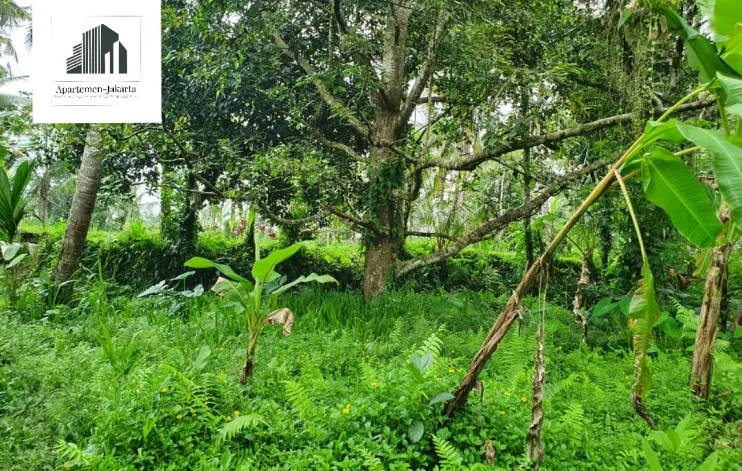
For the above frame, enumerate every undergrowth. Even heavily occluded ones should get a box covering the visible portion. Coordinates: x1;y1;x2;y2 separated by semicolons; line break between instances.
1;284;741;470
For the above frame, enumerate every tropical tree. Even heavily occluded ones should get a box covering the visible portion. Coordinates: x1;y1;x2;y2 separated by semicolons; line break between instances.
53;127;104;285
0;0;31;107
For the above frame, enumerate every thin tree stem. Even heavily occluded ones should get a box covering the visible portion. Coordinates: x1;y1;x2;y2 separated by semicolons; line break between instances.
717;98;731;136
657;86;704;122
614;170;648;266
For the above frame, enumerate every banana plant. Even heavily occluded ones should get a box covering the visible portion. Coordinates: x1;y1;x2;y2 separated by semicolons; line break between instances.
618;0;742;404
0;159;33;243
185;236;337;384
0;160;36;304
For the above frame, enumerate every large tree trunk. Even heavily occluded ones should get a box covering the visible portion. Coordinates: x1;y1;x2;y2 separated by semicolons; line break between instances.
363;233;399;296
689;243;730;399
362;140;404;297
53;128;104;284
38;168;51;226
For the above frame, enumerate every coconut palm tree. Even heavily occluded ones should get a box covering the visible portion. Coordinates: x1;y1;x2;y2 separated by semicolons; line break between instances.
0;0;31;107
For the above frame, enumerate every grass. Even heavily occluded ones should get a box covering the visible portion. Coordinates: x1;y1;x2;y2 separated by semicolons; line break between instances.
1;284;741;470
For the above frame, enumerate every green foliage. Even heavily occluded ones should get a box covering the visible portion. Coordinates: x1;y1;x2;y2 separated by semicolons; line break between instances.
1;285;741;470
677;123;742;229
0;160;33;243
641;148;722;249
655;4;739;83
185;239;337;380
218;414;266;441
432;434;463;470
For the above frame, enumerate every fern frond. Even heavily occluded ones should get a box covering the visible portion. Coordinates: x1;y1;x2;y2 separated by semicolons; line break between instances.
361;450;386;471
432;434;463;470
416;326;446;360
55;440;92;466
219;414;266;441
714;339;730;354
283;380;312;419
389;318;404;345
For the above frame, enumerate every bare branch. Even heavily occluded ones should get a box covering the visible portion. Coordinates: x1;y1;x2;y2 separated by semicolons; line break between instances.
273;33;371;138
397;156;611;277
418;97;715;172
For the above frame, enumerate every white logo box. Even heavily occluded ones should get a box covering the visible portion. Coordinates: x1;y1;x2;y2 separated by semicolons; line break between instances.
33;0;161;123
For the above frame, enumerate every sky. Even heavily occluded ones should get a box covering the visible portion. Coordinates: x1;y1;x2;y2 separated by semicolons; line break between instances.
1;0;33;95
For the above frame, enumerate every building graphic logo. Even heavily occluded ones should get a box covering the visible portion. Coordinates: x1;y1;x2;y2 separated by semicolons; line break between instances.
66;24;128;74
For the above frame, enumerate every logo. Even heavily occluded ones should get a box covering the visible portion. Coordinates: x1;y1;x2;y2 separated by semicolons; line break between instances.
66;24;128;75
33;0;161;124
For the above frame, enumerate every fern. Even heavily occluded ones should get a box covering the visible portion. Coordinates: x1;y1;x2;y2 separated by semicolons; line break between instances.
714;339;730;354
389;318;404;345
283;380;312;419
672;297;699;339
562;403;586;432
55;440;92;466
219;414;266;440
416;325;446;360
432;434;463;470
361;450;386;471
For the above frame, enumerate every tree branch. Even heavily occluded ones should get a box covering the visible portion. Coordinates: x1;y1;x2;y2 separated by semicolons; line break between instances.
273;32;371;138
258;202;327;226
333;0;350;34
396;156;611;277
301;119;369;163
399;13;451;125
321;204;383;235
405;230;454;240
418;97;715;171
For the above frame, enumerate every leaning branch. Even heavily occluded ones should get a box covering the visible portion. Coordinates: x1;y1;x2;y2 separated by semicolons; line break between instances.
396;157;611;277
420;97;715;171
273;33;371;138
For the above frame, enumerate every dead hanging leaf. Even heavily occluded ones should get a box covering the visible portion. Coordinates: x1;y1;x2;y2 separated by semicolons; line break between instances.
483;439;495;466
266;308;294;336
526;321;545;469
212;277;229;297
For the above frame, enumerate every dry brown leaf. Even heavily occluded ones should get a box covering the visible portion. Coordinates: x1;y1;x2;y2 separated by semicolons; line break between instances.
483;439;495;466
213;277;229;297
266;308;294;336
